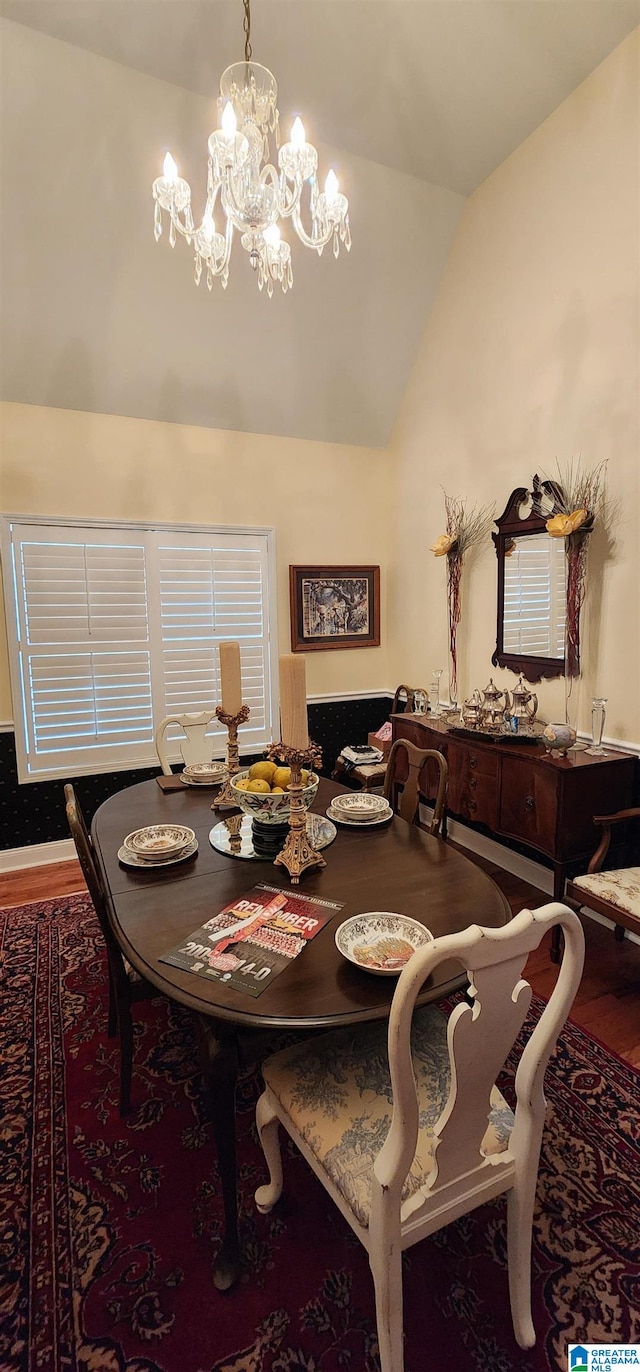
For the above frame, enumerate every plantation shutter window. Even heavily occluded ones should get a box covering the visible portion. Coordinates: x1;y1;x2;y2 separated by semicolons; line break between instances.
502;533;566;659
2;517;277;782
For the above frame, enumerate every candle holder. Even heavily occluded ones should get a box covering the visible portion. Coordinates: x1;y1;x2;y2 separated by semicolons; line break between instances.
265;740;325;884
212;704;250;809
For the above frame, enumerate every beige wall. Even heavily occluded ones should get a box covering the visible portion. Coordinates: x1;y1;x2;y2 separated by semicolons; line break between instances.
389;31;640;744
0;18;462;448
0;402;391;720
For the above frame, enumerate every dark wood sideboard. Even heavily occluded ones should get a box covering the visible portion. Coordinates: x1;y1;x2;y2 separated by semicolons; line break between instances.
391;714;636;901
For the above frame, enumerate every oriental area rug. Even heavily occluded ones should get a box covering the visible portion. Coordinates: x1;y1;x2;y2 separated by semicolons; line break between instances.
1;894;639;1372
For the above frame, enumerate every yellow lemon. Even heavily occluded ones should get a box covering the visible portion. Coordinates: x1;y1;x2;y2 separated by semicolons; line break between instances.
248;760;277;783
272;766;292;789
247;778;271;793
234;777;251;791
271;786;285;794
300;769;311;784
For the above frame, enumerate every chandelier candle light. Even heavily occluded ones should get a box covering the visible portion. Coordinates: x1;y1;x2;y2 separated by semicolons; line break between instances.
214;641;250;810
152;0;350;296
267;655;325;884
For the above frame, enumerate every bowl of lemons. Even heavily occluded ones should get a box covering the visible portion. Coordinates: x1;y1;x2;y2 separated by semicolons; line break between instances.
230;760;319;825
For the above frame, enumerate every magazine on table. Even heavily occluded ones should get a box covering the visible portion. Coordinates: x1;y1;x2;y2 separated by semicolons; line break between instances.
159;883;343;998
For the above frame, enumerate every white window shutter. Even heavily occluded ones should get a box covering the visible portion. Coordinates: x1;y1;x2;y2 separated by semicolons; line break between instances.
2;518;277;782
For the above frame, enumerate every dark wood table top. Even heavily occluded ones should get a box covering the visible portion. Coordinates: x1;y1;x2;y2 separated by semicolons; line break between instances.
92;776;511;1030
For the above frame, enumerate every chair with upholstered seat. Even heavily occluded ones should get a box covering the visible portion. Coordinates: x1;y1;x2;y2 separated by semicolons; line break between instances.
383;737;448;836
565;806;640;943
331;685;430;793
64;784;159;1115
155;709;220;776
254;903;584;1371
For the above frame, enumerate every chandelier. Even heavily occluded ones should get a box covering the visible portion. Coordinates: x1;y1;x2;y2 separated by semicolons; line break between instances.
152;0;351;296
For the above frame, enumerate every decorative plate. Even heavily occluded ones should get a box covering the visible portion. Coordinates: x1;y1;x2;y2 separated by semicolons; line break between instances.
118;839;199;869
326;804;393;829
180;766;228;787
123;824;196;858
335;913;433;975
331;792;390;817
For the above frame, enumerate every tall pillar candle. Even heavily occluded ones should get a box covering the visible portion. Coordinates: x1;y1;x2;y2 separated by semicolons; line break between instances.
279;655;309;750
219;641;242;715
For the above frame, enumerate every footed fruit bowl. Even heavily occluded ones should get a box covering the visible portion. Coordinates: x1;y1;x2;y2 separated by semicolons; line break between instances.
230;764;319;826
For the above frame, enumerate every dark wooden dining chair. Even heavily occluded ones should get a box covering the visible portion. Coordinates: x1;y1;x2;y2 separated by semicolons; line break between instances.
383;738;448;836
565;806;640;943
64;783;158;1115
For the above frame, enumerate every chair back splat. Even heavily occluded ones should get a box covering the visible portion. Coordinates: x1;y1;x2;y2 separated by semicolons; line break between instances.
383;737;448;835
155;710;219;775
254;903;584;1370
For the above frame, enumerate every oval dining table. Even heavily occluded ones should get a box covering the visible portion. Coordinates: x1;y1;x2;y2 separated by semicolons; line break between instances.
92;774;511;1290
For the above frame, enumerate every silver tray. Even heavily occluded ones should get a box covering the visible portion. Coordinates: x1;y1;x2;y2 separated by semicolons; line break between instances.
448;724;544;745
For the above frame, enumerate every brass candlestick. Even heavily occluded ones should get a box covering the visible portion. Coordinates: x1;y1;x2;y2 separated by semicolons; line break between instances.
212;704;250;810
266;740;325;884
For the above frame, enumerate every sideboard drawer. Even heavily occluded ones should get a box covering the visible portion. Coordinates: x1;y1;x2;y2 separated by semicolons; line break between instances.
448;741;497;828
393;716;441;753
499;757;558;856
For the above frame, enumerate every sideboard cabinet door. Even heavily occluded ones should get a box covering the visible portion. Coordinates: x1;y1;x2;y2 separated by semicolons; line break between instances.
499;757;558;857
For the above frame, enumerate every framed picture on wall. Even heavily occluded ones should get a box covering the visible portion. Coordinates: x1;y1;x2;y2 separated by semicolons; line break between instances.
289;565;380;652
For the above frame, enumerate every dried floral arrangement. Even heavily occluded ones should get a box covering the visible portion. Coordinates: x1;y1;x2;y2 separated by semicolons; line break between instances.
430;493;495;701
540;460;607;678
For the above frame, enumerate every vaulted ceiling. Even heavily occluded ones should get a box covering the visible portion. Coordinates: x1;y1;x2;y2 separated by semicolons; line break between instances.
1;1;638;446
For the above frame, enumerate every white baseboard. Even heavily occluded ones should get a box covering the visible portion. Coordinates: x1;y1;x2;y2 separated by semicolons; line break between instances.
443;818;555;895
0;838;75;872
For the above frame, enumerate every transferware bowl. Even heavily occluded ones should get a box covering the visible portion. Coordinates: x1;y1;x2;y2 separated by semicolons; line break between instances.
124;824;196;859
230;770;319;826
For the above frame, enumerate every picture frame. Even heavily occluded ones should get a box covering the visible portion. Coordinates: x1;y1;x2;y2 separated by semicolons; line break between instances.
289;565;380;652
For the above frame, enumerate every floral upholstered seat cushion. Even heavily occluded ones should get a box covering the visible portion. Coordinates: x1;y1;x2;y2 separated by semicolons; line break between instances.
573;868;640;921
262;1004;514;1229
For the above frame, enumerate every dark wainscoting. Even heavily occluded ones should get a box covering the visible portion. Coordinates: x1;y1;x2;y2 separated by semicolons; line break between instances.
0;695;391;851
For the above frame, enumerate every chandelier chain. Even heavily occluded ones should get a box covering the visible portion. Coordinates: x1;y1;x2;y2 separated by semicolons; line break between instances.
243;0;252;62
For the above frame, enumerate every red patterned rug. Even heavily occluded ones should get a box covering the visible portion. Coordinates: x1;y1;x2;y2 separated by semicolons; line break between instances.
1;893;638;1372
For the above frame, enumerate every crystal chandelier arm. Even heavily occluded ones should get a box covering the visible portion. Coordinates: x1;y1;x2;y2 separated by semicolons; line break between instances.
277;173;304;218
291;204;334;250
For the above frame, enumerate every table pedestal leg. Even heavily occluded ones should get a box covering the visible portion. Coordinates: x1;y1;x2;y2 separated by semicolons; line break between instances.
195;1015;241;1291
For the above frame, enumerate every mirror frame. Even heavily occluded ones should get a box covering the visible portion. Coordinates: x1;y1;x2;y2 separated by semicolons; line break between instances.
492;475;565;683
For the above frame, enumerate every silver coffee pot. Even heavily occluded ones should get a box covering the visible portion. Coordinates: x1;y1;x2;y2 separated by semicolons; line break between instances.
505;673;538;726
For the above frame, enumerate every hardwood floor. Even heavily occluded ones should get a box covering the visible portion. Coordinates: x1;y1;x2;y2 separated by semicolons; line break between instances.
2;853;639;1066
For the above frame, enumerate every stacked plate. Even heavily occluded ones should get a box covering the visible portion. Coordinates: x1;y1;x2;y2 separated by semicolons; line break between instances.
180;761;228;787
119;824;198;869
326;792;393;828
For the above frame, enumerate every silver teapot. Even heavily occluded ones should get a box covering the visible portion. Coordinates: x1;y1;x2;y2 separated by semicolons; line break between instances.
461;689;483;728
480;677;505;731
505;673;538;726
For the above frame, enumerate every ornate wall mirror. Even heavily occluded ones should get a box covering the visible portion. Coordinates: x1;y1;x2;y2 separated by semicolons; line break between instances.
492;476;566;682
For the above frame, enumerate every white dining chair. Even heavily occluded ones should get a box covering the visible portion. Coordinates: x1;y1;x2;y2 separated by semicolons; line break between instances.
155;710;220;775
254;903;584;1371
